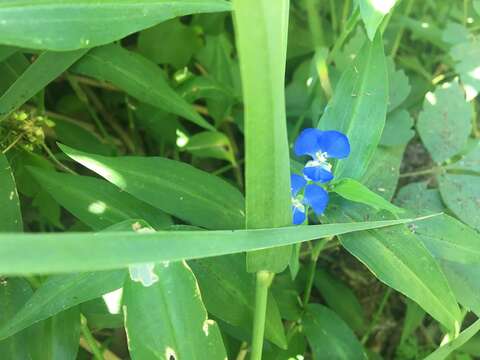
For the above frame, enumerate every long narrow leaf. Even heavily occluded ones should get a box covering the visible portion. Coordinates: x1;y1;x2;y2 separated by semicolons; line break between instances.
233;0;292;273
0;0;231;51
0;216;435;274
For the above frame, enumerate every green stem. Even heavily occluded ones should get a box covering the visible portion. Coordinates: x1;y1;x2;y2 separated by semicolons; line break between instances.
250;270;274;360
302;238;329;307
399;167;439;178
80;315;104;360
390;0;415;57
328;9;360;64
329;0;338;35
361;288;392;344
41;143;76;175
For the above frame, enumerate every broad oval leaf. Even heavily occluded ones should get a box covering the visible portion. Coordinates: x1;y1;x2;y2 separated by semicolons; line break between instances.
0;153;22;231
438;173;480;231
0;0;231;51
59;143;245;230
124;261;227;359
318;33;388;181
417;81;472;164
71;44;214;130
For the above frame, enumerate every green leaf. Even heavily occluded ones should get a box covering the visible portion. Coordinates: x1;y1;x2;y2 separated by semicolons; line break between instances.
450;38;480;101
387;57;411;112
29;167;172;230
0;153;22;231
59;143;244;230
0;53;29;94
417;81;472;164
303;304;367;360
190;254;287;349
361;145;405;201
138;18;202;68
314;270;366;333
414;215;480;315
380;109;415;147
438;174;480;231
124;261;227;359
0;278;33;359
358;0;397;41
233;0;293;272
424;319;480;360
195;34;240;96
52;116;113;156
447;141;480;173
0;45;16;63
29;307;80;360
327;202;461;332
0;0;231;51
0;271;126;340
0;49;87;120
184;131;235;163
399;300;426;345
318;33;388;181
71;44;213;130
0;217;425;274
332;178;404;214
395;181;445;216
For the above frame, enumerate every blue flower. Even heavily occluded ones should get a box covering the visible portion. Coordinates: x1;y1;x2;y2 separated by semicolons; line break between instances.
290;174;329;225
294;128;350;183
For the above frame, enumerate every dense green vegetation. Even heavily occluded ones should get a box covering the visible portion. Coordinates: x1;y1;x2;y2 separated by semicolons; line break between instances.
0;1;480;359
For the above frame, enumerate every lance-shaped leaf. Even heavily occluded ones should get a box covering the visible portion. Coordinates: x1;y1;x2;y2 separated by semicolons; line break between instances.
318;33;388;181
0;216;435;275
0;153;22;231
358;0;397;41
71;44;214;130
59;143;245;230
0;49;87;120
0;0;231;51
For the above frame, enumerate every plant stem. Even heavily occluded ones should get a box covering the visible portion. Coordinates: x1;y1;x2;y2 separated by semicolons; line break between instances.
250;270;274;360
41;143;77;175
80;315;104;360
328;9;360;64
399;167;439;178
302;238;329;307
361;287;392;344
2;133;23;154
390;0;414;57
235;342;249;360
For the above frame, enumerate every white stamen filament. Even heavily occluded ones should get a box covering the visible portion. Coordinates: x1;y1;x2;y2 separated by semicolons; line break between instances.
305;151;332;172
291;197;305;212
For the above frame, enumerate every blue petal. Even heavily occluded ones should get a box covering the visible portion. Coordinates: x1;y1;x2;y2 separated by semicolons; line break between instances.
317;131;350;159
303;165;334;183
291;174;307;196
304;184;329;215
294;128;323;158
292;206;306;225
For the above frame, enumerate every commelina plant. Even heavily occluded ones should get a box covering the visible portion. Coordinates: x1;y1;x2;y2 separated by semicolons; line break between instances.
0;0;479;359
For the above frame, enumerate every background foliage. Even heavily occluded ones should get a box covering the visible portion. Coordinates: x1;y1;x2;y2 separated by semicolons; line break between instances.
0;0;480;359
